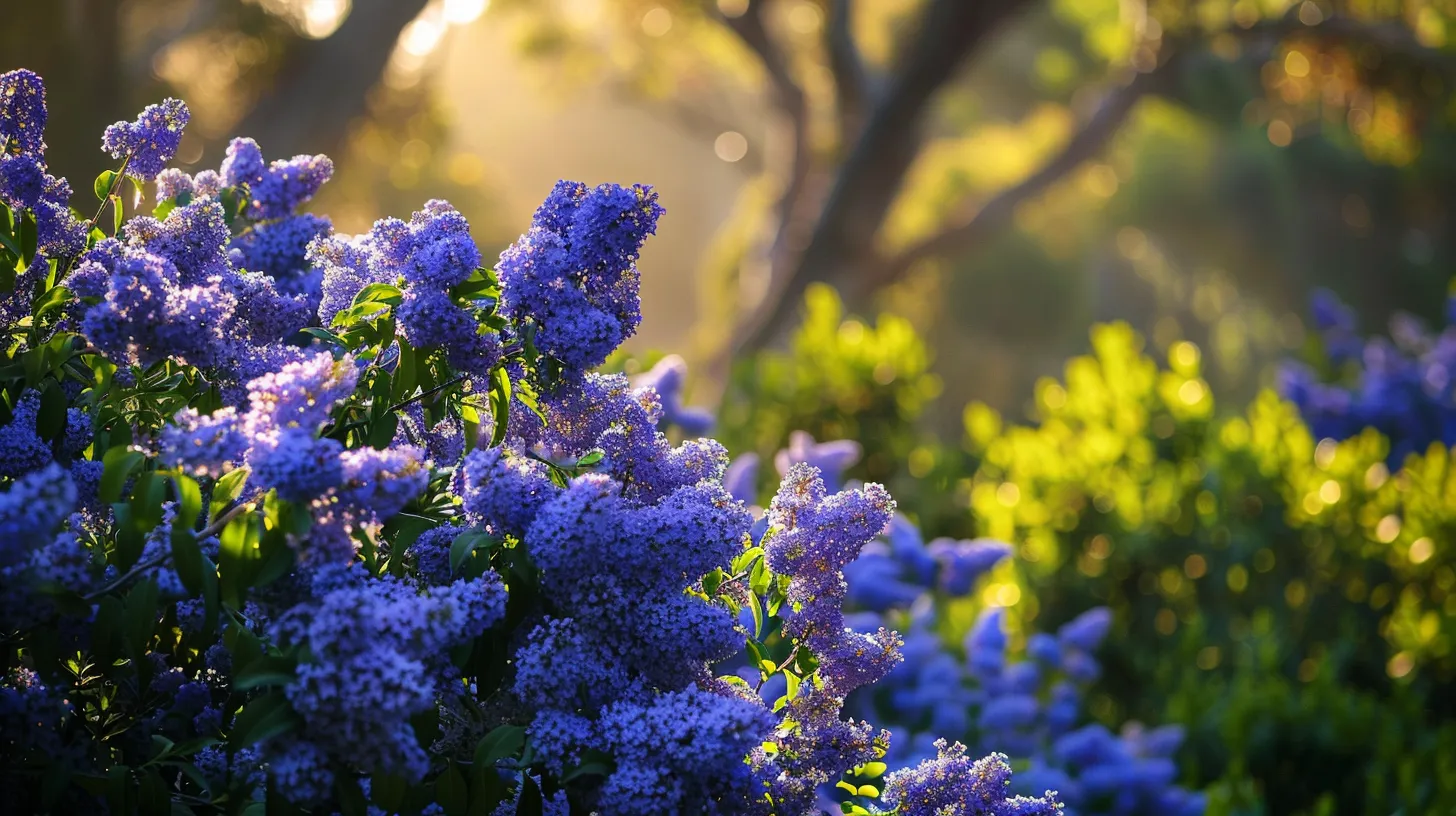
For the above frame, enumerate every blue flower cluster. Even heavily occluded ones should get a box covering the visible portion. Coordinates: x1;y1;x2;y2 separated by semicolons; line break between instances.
0;70;85;257
102;98;190;180
312;198;502;374
498;180;663;369
266;568;506;800
651;381;1202;815
0;68;1148;816
1280;287;1456;464
835;516;1205;816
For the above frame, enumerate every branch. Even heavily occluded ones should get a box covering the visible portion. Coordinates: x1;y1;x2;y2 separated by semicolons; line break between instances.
234;0;431;158
867;67;1169;292
730;0;1036;355
83;499;257;601
865;10;1456;292
717;0;814;261
825;0;870;140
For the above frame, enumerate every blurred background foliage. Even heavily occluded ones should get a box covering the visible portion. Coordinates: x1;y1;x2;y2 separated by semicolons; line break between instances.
8;0;1456;812
724;291;1456;815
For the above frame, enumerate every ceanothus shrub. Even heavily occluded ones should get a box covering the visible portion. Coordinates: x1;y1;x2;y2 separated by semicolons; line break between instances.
0;70;1065;815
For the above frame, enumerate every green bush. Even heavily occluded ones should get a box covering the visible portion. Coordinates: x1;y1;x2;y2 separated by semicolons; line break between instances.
727;296;1456;815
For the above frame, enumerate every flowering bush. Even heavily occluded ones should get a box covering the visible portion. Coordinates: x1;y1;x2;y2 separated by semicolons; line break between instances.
729;292;1456;815
0;69;1077;815
1280;287;1456;465
713;435;1203;816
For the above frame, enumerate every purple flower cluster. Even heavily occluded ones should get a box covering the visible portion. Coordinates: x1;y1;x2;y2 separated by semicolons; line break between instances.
220;138;334;221
497;180;663;370
267;569;506;800
1280;287;1456;464
161;351;430;562
879;742;1061;816
630;354;714;434
0;69;47;156
313;199;501;374
101;98;189;180
0;71;85;258
73;197;313;394
842;554;1204;815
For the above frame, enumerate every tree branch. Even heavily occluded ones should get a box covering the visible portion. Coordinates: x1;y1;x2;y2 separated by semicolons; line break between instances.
730;0;1036;355
866;66;1170;293
863;10;1456;293
717;0;814;264
825;0;870;140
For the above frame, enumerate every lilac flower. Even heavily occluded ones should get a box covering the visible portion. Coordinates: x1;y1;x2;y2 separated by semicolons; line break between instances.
0;154;45;209
1058;607;1113;653
230;213;332;303
723;452;759;504
930;537;1013;596
268;573;505;800
101;98;189;180
774;430;862;493
0;69;47;157
454;447;557;538
631;354;714;434
0;392;55;479
247;153;333;220
497;181;663;370
335;445;430;520
220;137;266;188
0;463;75;566
880;742;1062;816
245;351;358;432
153;168;193;203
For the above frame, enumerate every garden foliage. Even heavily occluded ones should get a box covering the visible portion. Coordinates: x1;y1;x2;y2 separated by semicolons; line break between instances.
727;291;1456;816
0;69;1072;815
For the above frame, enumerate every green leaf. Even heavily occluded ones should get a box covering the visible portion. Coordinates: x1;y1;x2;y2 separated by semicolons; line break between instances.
785;669;802;701
172;472;203;528
472;725;525;768
123;579;160;655
299;327;346;348
450;531;497;576
169;530;205;597
732;546;764;574
488;366;511;448
857;761;888;779
369;411;399;450
702;568;725;596
32;284;72;320
370;772;408;812
208;467;250;522
36;380;66;441
100;446;144;504
515;776;544;816
335;774;369;816
392;342;418;403
436;762;469;816
93;170;118;203
136;768;170;816
353;282;403;307
750;555;771;596
747;592;764;641
229;693;300;751
234;655;297;691
575;450;604;468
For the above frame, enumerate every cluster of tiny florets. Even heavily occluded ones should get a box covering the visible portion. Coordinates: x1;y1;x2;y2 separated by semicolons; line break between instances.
0;68;1135;816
